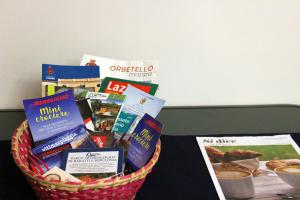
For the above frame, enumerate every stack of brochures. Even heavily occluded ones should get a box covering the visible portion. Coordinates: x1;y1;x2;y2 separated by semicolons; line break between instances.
22;55;165;182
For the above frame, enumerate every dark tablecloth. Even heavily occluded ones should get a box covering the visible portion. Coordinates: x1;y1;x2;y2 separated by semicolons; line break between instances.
1;134;300;200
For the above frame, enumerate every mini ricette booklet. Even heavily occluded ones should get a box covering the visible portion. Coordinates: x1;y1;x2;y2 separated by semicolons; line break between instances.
126;114;162;171
42;64;100;98
196;135;300;200
23;91;85;145
80;55;158;83
100;77;159;95
61;148;124;181
113;85;165;140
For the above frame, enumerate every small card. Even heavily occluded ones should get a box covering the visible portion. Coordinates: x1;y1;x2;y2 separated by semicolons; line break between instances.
43;167;81;182
61;148;124;180
100;77;158;95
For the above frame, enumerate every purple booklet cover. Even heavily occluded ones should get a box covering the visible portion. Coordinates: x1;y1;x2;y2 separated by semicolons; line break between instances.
23;91;84;145
30;125;97;173
126;113;162;171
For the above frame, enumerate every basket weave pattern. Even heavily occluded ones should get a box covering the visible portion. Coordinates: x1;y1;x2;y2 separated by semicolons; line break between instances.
11;121;161;200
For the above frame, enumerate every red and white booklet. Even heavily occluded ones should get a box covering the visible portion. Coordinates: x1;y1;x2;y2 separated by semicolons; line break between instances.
196;135;300;200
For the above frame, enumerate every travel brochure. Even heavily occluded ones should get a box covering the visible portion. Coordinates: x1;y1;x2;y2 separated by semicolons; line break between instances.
41;64;100;98
99;77;159;95
196;135;300;200
23;91;85;145
22;55;164;182
80;54;158;83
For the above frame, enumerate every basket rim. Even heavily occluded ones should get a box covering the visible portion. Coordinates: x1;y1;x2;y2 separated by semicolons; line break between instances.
11;120;161;190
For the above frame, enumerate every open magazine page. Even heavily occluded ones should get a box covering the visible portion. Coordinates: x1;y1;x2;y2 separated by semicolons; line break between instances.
196;135;300;200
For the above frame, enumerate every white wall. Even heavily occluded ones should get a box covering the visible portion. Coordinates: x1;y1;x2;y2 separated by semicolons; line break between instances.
1;0;300;109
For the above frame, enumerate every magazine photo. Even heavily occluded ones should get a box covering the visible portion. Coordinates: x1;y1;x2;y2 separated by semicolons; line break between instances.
196;135;300;200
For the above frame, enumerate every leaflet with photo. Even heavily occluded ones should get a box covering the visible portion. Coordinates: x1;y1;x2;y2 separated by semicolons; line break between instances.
196;135;300;200
85;92;125;134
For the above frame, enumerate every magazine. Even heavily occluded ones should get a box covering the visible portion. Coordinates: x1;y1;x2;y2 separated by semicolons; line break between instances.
196;135;300;200
42;64;100;97
112;85;165;140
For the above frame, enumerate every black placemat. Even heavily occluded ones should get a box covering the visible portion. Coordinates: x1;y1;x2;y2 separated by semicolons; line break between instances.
2;134;300;200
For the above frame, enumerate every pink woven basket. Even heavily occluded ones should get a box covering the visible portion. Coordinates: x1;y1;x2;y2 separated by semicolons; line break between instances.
11;121;161;200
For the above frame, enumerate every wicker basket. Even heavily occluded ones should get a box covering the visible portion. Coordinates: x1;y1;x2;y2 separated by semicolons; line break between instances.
11;121;161;200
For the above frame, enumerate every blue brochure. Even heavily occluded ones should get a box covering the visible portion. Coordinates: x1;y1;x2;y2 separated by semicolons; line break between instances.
126;113;162;171
23;91;84;145
42;64;100;81
41;64;100;97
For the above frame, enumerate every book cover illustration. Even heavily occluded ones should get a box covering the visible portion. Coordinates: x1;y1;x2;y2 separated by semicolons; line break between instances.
80;55;158;83
196;135;300;200
112;85;165;139
23;91;85;145
61;148;124;181
42;64;100;97
126;113;162;171
85;92;125;133
99;77;159;95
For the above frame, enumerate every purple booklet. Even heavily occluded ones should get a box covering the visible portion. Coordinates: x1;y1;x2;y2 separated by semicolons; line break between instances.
30;125;97;173
126;113;163;171
23;91;84;145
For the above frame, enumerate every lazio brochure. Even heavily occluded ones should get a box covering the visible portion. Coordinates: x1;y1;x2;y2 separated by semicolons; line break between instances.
23;90;84;145
99;77;159;95
196;135;300;200
112;85;165;140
